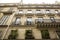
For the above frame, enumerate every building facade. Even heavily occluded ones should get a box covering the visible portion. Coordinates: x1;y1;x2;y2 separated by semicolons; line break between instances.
0;3;60;40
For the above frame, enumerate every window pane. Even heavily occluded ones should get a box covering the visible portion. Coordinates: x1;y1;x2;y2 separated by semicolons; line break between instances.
46;10;50;13
50;17;55;22
15;18;20;25
55;10;58;13
26;17;32;25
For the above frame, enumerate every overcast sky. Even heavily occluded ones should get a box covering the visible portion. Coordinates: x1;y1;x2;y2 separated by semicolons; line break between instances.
0;0;60;4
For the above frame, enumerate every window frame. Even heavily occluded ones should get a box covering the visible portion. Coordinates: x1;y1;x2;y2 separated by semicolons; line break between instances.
15;17;21;25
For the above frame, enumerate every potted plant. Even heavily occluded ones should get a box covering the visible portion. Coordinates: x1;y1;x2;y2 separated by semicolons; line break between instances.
8;30;18;39
41;30;50;39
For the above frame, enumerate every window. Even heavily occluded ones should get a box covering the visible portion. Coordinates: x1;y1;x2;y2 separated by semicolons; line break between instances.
8;30;18;39
0;15;9;25
25;30;35;39
55;10;58;13
15;17;21;25
27;10;32;13
46;10;50;13
26;17;32;25
50;17;55;22
36;9;41;13
19;10;23;14
41;30;50;39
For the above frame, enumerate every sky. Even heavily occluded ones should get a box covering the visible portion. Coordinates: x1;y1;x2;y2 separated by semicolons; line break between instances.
0;0;60;4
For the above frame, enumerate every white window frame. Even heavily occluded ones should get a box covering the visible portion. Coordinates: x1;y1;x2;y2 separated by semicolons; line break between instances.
46;10;50;13
55;10;58;13
15;17;21;25
27;10;32;13
36;9;41;13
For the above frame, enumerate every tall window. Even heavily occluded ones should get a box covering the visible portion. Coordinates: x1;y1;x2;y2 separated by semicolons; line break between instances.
26;17;32;25
41;30;50;39
46;10;50;13
55;10;58;13
50;17;55;22
15;17;21;25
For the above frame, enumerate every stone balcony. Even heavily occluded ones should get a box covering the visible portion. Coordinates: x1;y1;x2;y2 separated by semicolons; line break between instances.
35;19;60;28
25;12;34;16
15;13;24;16
35;13;45;16
46;13;55;16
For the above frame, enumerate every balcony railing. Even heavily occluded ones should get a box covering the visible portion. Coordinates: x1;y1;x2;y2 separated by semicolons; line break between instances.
24;21;35;27
10;21;21;26
46;12;55;16
55;19;60;22
35;19;60;28
25;11;34;16
18;4;60;9
10;21;35;27
10;19;60;27
15;12;24;16
15;11;60;16
36;19;60;23
43;19;52;23
36;23;60;28
35;12;45;16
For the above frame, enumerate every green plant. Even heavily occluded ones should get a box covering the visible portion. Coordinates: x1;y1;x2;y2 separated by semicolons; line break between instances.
25;30;35;39
41;30;50;39
8;30;18;39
